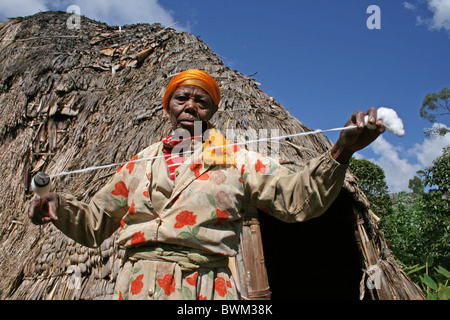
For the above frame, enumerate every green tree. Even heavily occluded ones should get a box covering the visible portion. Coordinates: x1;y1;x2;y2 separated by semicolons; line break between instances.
382;147;450;269
381;192;427;266
349;158;393;217
408;176;424;194
420;87;450;137
422;146;450;268
408;170;425;194
423;146;450;194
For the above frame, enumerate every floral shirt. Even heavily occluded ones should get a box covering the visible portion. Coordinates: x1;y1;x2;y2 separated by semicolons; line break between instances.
52;128;348;299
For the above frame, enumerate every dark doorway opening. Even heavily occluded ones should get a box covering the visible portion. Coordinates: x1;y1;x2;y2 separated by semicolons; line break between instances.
259;191;363;300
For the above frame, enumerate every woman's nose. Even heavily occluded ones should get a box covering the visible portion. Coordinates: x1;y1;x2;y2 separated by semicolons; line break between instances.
184;98;197;112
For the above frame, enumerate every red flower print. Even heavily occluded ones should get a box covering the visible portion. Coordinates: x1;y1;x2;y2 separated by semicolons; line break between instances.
197;172;209;180
111;181;128;197
239;164;246;183
174;210;197;228
214;276;227;297
190;162;210;180
119;218;126;232
233;143;241;153
118;291;124;300
158;274;176;296
117;164;124;173
126;154;139;174
227;280;232;288
186;272;198;286
128;201;135;215
130;231;145;245
198;295;207;300
130;274;144;295
190;163;202;176
143;190;149;198
255;159;266;174
214;208;229;226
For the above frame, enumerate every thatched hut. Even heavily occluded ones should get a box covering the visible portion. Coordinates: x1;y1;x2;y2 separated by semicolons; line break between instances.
0;11;424;300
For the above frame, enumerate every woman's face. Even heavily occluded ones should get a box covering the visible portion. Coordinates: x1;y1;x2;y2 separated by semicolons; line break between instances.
168;85;217;135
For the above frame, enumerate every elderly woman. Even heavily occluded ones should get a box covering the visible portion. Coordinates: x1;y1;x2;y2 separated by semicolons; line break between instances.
28;69;385;300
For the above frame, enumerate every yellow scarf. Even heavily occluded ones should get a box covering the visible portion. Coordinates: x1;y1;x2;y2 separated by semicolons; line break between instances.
202;128;237;167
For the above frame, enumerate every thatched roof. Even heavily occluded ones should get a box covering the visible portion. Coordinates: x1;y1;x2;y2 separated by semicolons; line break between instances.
0;11;424;300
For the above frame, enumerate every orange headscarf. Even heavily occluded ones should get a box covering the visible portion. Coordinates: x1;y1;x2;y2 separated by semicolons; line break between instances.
163;69;221;113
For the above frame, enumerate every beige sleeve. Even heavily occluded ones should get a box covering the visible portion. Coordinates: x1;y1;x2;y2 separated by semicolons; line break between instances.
52;170;130;248
243;150;348;223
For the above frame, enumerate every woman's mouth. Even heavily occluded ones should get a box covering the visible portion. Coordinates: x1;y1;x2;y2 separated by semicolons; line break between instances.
178;118;197;125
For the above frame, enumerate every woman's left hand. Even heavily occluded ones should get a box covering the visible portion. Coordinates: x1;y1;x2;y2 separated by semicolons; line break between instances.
330;107;385;163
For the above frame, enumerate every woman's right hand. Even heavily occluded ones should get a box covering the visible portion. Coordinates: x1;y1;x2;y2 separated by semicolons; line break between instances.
28;192;60;225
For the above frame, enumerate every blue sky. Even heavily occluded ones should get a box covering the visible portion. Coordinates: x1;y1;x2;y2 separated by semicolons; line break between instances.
1;0;449;192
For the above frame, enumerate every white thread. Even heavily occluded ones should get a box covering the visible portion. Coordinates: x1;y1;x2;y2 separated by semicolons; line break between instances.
49;125;357;178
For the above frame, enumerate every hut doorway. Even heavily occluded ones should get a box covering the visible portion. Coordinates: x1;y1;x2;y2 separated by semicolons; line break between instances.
258;191;363;300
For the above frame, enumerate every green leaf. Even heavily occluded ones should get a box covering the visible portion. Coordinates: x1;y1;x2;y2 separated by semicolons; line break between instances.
420;273;439;291
405;265;425;275
241;172;249;184
437;286;450;300
427;291;438;300
191;225;200;236
206;193;216;207
112;198;128;208
154;282;163;300
435;266;450;279
178;231;196;240
131;267;141;274
183;287;193;300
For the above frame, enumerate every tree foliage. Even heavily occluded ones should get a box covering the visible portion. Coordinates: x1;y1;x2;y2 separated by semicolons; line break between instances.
408;175;424;194
381;147;450;269
423;146;450;194
405;264;450;300
420;87;450;137
349;158;393;217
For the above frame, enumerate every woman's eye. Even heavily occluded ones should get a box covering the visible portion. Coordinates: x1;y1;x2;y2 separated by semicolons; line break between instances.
175;95;188;101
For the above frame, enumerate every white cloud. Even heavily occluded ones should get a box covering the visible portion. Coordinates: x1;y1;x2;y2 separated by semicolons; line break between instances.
71;0;175;27
366;123;450;193
353;152;364;160
409;123;450;167
368;136;422;193
414;0;450;34
426;0;450;31
0;0;186;30
403;1;417;11
0;0;48;20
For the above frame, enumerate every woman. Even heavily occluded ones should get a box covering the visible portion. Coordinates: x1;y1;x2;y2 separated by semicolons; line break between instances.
28;69;385;300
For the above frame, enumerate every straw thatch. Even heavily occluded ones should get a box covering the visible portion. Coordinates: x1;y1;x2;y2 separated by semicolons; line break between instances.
0;11;425;300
